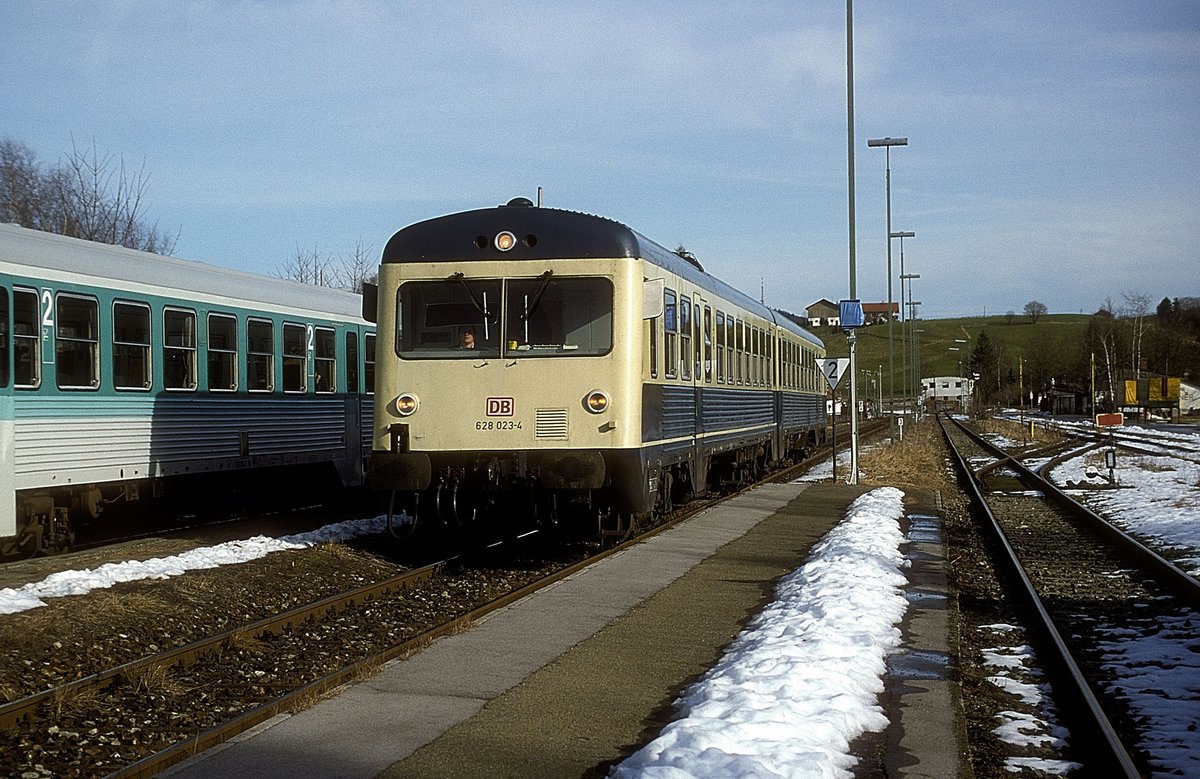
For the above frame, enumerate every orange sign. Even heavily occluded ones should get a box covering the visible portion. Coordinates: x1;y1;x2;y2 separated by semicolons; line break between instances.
1095;412;1124;427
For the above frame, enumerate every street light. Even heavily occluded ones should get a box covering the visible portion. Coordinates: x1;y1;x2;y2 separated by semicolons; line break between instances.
868;136;907;434
892;230;915;418
901;270;920;415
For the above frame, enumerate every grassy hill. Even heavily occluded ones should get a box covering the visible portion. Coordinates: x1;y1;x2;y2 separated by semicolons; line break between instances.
814;313;1092;394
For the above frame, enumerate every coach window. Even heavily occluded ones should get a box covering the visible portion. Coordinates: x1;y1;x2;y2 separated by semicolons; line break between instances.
0;289;7;388
247;318;274;392
13;288;39;388
679;298;691;380
314;327;335;393
283;323;307;393
346;332;359;394
56;294;99;389
715;312;725;383
364;333;375;394
703;306;713;383
114;301;152;390
163;308;197;390
206;313;237;392
663;289;677;379
729;319;739;386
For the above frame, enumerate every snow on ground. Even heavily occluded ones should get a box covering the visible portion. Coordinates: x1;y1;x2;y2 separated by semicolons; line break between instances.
0;514;401;615
611;487;909;779
978;623;1080;776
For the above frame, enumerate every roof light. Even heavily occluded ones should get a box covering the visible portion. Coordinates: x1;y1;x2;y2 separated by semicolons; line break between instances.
494;231;517;252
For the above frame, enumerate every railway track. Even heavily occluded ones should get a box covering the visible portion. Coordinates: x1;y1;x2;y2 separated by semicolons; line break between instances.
0;431;861;779
941;414;1200;776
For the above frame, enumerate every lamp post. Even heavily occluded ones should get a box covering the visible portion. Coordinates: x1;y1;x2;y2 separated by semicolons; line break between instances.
868;136;907;434
913;328;924;417
893;230;915;419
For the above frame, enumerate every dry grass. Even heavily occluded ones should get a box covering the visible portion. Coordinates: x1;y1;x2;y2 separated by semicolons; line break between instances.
122;661;185;698
858;419;952;491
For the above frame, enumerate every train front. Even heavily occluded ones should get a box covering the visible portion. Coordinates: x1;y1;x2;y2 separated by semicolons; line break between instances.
368;199;653;527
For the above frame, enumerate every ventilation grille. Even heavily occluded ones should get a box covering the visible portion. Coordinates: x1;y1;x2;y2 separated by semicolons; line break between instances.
536;408;569;439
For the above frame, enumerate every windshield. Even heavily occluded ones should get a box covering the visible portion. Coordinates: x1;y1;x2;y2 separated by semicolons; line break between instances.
396;276;612;359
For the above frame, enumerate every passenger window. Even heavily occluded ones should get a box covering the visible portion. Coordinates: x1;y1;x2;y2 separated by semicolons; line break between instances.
703;306;712;383
364;333;375;395
715;312;725;383
664;290;677;379
56;294;100;389
346;332;359;394
114;301;151;390
207;313;237;392
163;308;197;390
0;288;8;388
314;327;335;393
247;318;274;392
13;288;39;388
679;298;691;381
283;323;307;393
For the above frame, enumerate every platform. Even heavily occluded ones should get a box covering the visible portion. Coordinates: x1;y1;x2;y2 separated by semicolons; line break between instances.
166;481;965;778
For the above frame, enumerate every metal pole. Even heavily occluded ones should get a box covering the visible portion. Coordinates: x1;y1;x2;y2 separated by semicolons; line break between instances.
868;137;906;437
846;0;859;484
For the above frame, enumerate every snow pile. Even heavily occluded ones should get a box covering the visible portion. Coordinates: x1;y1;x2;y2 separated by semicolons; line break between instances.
0;514;398;615
611;487;909;779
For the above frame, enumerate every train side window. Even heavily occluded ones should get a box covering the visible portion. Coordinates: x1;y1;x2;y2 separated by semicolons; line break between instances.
679;298;691;381
726;317;734;386
715;312;725;383
56;294;99;390
13;288;40;388
282;323;307;393
703;306;712;383
729;319;739;386
113;301;151;390
364;333;375;395
163;308;197;391
207;313;237;392
248;318;275;392
663;289;677;379
314;326;335;393
0;288;7;388
346;332;359;394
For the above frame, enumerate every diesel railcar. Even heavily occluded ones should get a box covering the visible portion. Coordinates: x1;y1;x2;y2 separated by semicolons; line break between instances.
0;224;375;556
365;198;826;534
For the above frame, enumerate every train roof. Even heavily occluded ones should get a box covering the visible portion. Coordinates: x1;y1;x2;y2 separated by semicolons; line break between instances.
383;199;823;349
0;223;363;321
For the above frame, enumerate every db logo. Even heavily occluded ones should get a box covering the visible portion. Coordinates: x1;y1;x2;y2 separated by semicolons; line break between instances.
486;397;514;417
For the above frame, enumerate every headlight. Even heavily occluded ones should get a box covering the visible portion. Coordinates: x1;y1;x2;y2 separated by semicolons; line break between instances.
395;393;419;416
584;390;610;414
494;231;517;251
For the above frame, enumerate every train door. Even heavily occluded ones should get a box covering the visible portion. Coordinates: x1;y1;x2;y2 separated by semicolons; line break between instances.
0;285;13;543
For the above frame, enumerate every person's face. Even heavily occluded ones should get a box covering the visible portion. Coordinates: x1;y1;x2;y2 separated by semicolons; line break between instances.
462;329;475;346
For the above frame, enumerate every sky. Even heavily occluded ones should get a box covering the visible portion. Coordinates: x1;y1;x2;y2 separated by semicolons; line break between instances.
4;429;1198;775
2;1;1198;319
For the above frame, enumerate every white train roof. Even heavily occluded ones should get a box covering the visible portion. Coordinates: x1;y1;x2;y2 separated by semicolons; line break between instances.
0;223;364;321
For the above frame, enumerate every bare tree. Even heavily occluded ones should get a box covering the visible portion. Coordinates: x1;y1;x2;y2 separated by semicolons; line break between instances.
1120;292;1152;379
1023;300;1047;324
332;239;378;293
277;243;339;286
0;136;177;254
276;239;377;291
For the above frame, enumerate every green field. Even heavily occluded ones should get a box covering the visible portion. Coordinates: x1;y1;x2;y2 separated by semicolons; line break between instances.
815;313;1092;394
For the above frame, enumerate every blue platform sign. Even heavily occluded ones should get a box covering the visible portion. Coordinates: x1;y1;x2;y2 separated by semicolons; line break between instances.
839;299;865;329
